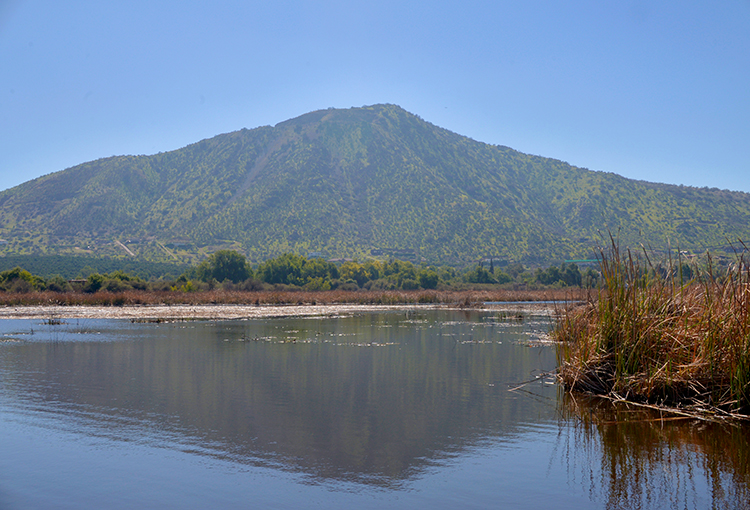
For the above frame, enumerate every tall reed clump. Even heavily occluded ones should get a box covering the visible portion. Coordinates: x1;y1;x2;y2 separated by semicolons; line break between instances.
556;239;750;416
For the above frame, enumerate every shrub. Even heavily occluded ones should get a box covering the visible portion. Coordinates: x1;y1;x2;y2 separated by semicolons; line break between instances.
334;279;359;291
400;278;419;290
46;275;72;293
84;273;105;293
241;278;264;291
417;269;439;289
195;250;251;283
103;278;129;293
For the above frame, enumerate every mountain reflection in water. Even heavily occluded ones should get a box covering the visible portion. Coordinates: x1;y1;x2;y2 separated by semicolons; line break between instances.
0;310;558;487
2;309;749;509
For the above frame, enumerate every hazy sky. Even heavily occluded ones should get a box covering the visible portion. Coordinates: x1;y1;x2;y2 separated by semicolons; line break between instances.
2;1;749;193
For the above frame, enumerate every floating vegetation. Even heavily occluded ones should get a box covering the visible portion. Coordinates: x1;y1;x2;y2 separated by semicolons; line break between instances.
556;237;750;418
489;311;525;322
130;317;200;324
520;332;555;347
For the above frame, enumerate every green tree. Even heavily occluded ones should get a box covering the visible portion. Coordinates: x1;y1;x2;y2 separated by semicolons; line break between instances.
417;269;439;289
196;250;251;283
46;274;71;293
465;264;496;284
560;263;582;286
0;267;34;286
534;263;582;287
0;266;40;292
257;253;306;285
400;278;419;290
301;257;339;282
340;261;369;287
494;269;512;284
339;262;370;287
84;273;105;293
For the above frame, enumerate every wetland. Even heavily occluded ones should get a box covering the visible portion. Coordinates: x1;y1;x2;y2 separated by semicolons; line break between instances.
0;306;748;509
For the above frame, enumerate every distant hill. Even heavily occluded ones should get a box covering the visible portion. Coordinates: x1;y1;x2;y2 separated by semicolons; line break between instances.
0;254;189;280
1;104;749;266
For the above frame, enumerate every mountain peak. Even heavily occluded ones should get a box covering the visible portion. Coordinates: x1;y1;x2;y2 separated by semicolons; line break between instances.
1;105;749;265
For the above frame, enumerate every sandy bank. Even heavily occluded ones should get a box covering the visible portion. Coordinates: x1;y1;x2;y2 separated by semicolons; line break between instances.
0;302;557;320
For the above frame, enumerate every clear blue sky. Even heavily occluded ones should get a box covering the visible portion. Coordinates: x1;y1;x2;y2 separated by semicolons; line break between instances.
2;1;749;193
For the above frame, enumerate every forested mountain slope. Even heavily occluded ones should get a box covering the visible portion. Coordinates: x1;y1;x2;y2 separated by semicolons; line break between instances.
1;104;748;265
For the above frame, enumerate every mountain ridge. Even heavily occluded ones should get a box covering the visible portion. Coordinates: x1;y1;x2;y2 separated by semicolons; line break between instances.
1;104;748;265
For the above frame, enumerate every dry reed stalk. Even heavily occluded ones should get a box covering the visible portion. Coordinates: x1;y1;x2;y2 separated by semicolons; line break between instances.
0;287;586;308
556;239;750;416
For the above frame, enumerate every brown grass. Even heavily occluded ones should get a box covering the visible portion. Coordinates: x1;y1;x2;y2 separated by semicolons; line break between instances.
0;287;587;308
556;240;750;417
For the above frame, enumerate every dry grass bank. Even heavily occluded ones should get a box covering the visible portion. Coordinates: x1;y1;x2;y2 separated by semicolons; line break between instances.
556;243;750;418
0;287;586;308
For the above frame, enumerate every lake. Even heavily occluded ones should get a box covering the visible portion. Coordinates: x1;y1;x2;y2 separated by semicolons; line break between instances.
0;308;748;509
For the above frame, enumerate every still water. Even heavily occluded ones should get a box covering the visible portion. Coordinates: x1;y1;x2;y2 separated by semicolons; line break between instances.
0;309;748;509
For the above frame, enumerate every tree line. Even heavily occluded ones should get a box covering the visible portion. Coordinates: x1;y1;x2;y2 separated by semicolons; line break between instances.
0;251;599;294
0;250;601;294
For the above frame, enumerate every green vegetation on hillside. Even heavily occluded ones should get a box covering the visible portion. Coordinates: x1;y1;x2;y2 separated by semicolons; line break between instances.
1;104;749;265
0;254;189;280
0;250;601;295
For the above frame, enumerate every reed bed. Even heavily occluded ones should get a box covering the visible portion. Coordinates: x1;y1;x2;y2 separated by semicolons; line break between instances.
556;241;750;417
0;287;585;308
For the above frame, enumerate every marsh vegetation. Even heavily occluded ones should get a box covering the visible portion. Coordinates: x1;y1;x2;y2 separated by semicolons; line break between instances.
556;240;750;418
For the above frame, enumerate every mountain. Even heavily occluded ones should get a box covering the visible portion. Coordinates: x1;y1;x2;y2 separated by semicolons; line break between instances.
1;104;749;266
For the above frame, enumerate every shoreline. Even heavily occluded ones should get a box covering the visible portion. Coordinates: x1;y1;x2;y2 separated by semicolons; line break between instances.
0;302;559;320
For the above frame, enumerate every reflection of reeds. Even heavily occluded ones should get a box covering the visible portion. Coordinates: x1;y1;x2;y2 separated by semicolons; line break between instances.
556;238;750;416
558;393;750;509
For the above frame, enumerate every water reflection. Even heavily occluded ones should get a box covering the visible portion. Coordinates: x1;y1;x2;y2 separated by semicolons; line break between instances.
6;309;748;508
0;310;559;487
557;393;750;509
